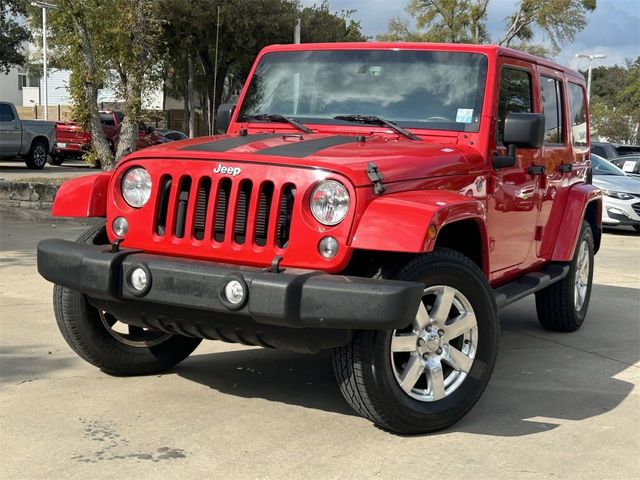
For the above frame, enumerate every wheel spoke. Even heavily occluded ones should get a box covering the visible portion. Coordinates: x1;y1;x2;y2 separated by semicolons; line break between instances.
391;333;419;353
399;355;425;394
430;286;455;326
443;311;477;342
414;301;429;330
426;357;445;400
441;344;473;373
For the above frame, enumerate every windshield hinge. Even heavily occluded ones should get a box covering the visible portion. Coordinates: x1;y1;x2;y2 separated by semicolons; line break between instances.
366;163;386;195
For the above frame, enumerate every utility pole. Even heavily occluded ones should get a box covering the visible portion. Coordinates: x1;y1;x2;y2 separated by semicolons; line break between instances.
31;1;58;121
575;53;606;102
294;17;301;44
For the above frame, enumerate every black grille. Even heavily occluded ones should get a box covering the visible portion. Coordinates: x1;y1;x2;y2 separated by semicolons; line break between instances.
155;175;294;249
632;202;640;216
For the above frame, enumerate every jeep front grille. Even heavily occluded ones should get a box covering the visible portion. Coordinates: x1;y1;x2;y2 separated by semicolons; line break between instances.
154;175;295;249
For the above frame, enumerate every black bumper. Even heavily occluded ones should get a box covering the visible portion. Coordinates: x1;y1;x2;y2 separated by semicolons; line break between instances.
37;239;424;330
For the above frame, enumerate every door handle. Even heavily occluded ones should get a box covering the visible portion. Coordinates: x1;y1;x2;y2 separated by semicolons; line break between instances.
558;163;572;173
527;165;545;175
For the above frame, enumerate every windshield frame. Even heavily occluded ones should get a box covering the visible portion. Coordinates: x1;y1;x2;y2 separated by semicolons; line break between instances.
236;48;490;134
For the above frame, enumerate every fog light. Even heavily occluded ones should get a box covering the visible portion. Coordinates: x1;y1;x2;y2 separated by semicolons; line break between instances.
129;267;148;292
224;280;245;305
607;206;628;217
318;236;339;259
112;216;129;237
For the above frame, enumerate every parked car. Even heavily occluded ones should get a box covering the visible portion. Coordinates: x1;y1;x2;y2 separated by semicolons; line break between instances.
591;153;640;232
155;129;189;143
591;142;640;159
609;154;640;178
0;101;56;169
38;43;602;434
52;111;162;165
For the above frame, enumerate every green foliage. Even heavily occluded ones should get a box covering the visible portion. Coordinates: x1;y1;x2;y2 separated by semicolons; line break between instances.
0;0;32;73
589;58;640;144
378;0;596;57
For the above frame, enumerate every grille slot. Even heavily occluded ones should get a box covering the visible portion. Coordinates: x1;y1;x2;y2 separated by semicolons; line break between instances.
234;181;253;244
255;182;274;247
632;202;640;216
214;178;231;242
155;175;172;236
276;184;296;248
174;177;192;238
193;177;211;240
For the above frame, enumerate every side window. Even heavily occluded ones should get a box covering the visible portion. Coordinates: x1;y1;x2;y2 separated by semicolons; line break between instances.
0;104;16;122
99;114;115;126
568;82;587;146
497;68;532;143
540;76;565;144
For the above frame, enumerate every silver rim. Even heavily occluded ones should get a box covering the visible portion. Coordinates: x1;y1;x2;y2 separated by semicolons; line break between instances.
33;145;46;166
390;285;478;402
99;310;172;348
574;239;590;312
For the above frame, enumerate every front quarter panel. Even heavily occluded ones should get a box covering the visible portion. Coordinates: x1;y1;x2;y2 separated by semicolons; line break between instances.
351;190;487;253
51;173;111;217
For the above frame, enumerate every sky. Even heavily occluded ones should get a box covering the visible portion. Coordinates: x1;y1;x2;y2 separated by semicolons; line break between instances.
300;0;640;69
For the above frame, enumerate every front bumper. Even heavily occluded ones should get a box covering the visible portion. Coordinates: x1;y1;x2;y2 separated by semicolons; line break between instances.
37;239;424;331
601;197;640;226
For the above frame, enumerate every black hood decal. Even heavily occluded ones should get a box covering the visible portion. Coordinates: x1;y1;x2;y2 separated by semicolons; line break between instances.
181;133;280;152
256;136;360;158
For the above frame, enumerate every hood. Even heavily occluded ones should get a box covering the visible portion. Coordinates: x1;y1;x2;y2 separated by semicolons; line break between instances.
592;174;640;194
129;133;484;187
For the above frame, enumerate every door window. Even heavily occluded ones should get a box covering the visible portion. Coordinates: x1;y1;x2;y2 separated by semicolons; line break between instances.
541;76;565;145
568;82;587;146
497;68;532;143
0;104;15;122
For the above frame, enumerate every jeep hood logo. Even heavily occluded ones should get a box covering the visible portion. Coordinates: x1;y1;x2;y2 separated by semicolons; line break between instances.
213;163;241;176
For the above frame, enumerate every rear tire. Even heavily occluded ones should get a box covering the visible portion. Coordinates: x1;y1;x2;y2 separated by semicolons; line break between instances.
53;224;202;375
25;139;48;169
535;221;594;332
333;249;499;434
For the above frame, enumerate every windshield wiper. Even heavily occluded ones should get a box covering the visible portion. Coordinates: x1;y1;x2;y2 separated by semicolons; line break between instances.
244;114;313;134
334;114;421;141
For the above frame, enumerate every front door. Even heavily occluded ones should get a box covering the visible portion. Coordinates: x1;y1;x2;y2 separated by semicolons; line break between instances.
0;103;21;156
487;62;541;273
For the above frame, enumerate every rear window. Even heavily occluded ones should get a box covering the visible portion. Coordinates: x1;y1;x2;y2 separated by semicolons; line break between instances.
540;76;565;145
568;82;587;146
99;113;115;126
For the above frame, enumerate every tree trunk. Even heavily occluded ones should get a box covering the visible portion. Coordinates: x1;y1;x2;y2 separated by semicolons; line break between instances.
116;75;142;162
187;54;196;138
71;8;114;170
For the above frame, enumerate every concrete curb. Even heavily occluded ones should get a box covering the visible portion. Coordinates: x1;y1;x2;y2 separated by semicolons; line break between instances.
0;179;61;212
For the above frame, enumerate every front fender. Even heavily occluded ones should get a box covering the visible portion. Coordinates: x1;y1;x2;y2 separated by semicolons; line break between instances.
51;173;111;217
351;191;486;253
550;183;602;261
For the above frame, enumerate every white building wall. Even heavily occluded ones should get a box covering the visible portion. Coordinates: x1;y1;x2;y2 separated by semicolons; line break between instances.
0;69;23;105
38;69;73;105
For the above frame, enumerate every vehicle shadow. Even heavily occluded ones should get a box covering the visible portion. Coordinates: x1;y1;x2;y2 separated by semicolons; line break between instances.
177;283;638;436
603;226;639;236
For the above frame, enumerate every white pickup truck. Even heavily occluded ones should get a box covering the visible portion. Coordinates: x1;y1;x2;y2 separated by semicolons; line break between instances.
0;101;56;169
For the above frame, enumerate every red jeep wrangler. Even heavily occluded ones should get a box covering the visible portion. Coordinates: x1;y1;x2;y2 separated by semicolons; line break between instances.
37;43;601;434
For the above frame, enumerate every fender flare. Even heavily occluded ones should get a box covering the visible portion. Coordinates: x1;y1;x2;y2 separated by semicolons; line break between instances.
351;190;488;257
550;183;602;262
51;173;111;217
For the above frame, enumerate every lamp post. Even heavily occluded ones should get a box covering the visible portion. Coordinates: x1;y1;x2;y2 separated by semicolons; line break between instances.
575;53;606;102
30;1;58;121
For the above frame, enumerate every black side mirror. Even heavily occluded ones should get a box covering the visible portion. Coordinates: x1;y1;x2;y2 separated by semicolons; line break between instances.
215;104;236;134
494;112;545;169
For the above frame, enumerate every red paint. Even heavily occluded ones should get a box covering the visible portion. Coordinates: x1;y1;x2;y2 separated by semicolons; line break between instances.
51;173;111;217
51;42;598;284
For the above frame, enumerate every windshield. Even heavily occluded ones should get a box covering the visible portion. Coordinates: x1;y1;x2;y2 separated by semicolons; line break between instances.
239;50;488;133
591;153;626;176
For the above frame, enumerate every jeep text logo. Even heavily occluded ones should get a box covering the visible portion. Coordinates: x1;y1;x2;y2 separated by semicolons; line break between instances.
213;164;241;176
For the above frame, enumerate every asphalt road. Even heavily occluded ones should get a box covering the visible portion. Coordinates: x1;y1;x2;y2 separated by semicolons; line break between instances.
1;214;639;480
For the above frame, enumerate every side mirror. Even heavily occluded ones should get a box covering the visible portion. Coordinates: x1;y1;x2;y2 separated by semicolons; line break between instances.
494;112;545;169
215;104;236;134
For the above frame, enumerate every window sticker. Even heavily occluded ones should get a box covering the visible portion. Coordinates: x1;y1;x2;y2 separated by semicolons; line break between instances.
456;108;474;123
622;161;635;173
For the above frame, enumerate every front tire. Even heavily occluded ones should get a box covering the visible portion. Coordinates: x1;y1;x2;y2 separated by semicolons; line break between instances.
333;249;499;434
53;224;202;375
25;139;48;169
535;221;594;332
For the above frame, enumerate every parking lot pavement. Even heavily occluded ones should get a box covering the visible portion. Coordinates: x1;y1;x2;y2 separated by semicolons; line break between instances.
0;159;95;182
1;215;638;480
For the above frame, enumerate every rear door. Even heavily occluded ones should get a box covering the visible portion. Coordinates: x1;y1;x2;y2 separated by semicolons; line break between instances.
0;103;22;156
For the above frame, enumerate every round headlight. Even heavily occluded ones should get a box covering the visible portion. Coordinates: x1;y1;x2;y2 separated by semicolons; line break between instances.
122;167;152;208
310;180;350;225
